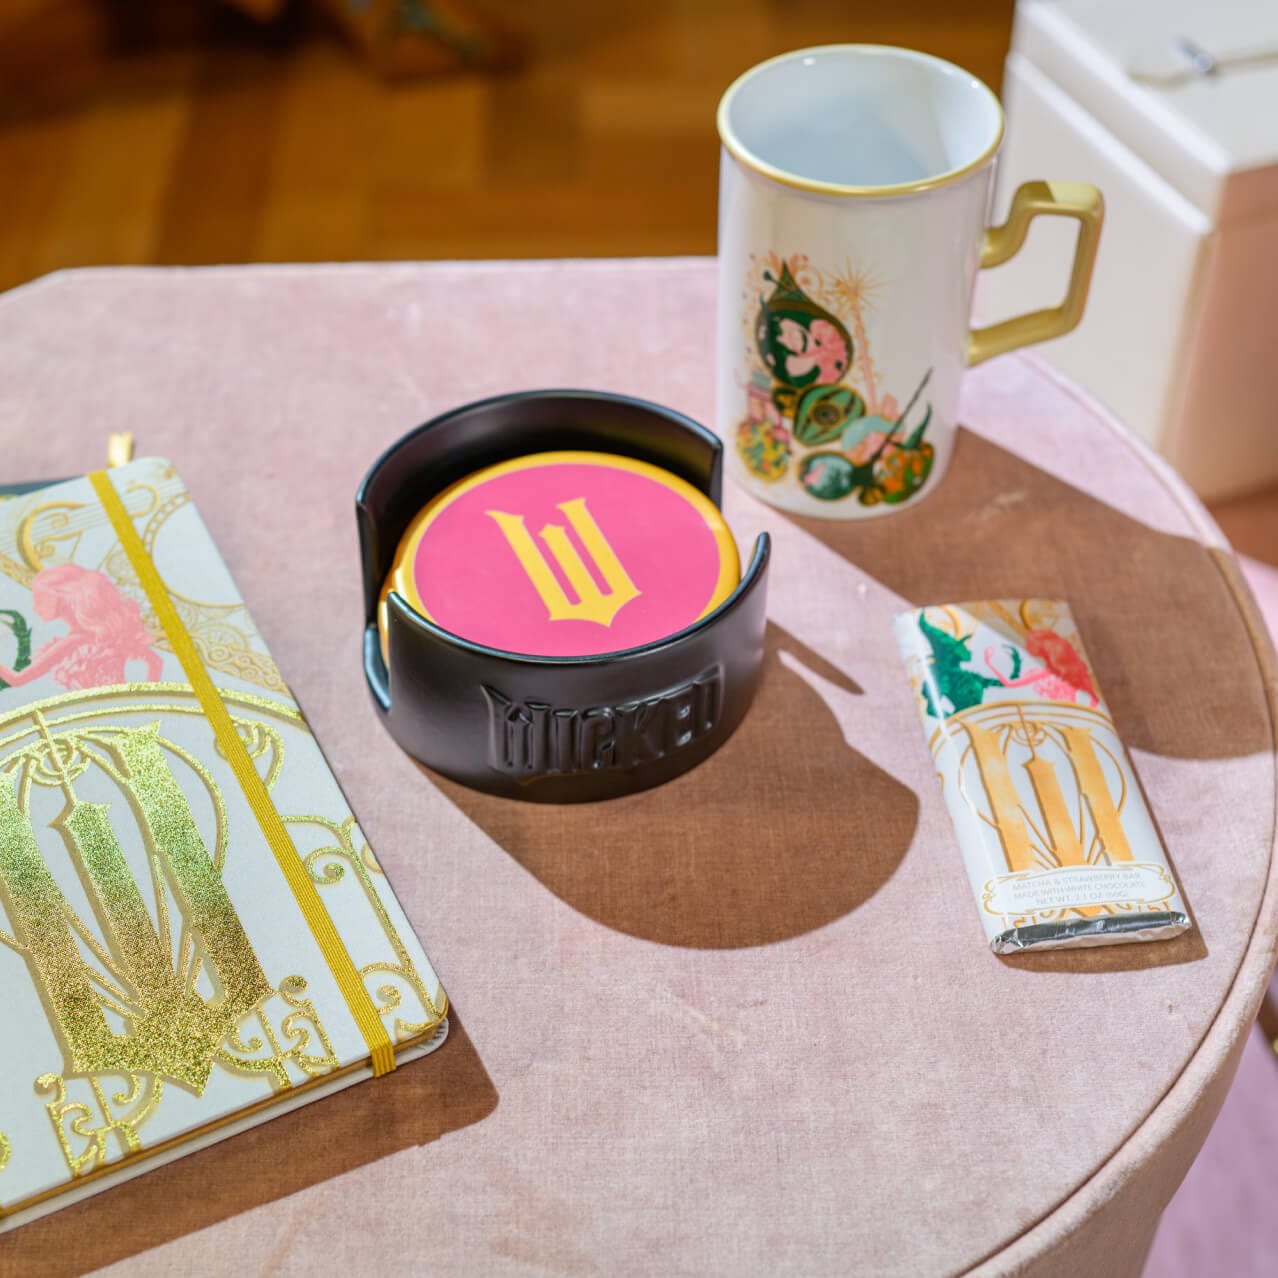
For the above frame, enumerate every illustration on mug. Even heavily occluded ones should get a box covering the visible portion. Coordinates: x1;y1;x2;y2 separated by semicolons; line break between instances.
736;252;934;506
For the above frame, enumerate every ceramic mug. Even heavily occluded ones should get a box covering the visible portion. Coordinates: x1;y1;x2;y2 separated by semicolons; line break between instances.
716;44;1103;518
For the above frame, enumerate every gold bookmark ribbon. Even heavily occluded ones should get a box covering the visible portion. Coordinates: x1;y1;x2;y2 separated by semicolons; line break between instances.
88;470;396;1078
106;432;134;468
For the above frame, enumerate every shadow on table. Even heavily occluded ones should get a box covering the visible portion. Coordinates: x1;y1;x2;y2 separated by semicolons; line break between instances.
792;428;1271;765
786;425;1276;974
432;622;919;949
434;430;1270;969
0;1013;497;1278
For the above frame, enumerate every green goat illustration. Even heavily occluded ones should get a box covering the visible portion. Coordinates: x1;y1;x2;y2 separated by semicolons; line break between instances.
917;613;1020;718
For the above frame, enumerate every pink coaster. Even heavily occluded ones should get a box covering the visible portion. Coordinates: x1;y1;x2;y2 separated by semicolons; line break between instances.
381;451;740;657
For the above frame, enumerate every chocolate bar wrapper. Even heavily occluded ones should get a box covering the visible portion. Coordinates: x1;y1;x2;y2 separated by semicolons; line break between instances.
894;599;1190;954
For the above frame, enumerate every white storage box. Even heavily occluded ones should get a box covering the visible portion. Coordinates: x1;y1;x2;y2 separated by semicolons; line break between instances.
979;0;1278;500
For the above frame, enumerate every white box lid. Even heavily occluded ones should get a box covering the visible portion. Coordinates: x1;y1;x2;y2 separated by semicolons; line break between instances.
1014;0;1278;223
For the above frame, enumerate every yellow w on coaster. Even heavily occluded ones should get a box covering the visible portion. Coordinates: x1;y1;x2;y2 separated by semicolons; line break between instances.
381;451;740;658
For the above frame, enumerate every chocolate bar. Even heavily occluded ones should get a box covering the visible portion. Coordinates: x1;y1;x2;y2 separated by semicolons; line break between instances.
894;599;1190;953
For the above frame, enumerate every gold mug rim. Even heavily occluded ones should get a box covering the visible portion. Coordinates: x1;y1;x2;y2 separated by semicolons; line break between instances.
716;43;1006;200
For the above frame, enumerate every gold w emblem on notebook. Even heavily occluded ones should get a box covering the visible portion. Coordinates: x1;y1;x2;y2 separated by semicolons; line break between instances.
486;497;641;626
0;709;272;1094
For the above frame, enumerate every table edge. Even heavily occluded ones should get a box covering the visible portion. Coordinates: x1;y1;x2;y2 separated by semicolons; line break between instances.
973;353;1278;1271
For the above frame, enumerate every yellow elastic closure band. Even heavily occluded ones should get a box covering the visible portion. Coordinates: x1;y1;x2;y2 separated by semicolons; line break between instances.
89;470;396;1078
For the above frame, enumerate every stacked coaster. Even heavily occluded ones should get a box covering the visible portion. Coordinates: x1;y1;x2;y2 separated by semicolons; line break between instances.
357;391;772;803
380;450;740;659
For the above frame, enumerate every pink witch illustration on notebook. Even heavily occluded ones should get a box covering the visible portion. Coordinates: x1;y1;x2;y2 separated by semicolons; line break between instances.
0;563;162;691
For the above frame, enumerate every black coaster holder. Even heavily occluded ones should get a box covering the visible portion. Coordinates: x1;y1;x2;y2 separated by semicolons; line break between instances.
356;389;771;802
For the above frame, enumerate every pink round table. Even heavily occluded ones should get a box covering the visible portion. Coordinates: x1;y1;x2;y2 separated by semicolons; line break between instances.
1;260;1275;1277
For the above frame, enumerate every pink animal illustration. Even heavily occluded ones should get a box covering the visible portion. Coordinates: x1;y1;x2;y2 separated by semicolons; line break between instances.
776;318;849;384
804;458;831;489
847;431;888;466
0;564;162;690
745;382;783;427
984;630;1100;707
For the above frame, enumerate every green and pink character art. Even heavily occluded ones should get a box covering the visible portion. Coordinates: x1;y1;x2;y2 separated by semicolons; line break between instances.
736;254;935;506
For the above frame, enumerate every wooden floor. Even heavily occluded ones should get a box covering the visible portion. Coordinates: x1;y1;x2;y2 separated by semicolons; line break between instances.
3;0;1278;554
0;0;1016;284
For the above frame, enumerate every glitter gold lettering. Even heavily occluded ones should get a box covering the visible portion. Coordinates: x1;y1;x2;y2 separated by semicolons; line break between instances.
0;716;271;1093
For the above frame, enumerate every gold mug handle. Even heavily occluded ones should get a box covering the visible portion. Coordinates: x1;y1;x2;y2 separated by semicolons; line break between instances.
967;180;1104;367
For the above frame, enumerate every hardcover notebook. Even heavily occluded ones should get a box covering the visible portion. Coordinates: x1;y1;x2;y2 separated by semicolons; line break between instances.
0;458;447;1232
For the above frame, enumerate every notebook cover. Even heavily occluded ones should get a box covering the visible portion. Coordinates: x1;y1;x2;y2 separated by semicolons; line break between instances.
0;458;447;1231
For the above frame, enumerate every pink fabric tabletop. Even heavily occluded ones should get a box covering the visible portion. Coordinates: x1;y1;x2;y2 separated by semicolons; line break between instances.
0;259;1275;1277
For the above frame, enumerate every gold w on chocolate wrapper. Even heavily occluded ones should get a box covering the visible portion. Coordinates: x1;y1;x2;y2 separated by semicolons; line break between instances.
939;702;1135;875
486;497;641;626
0;698;272;1094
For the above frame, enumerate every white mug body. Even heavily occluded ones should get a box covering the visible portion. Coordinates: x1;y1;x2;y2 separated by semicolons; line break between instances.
716;46;1003;519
